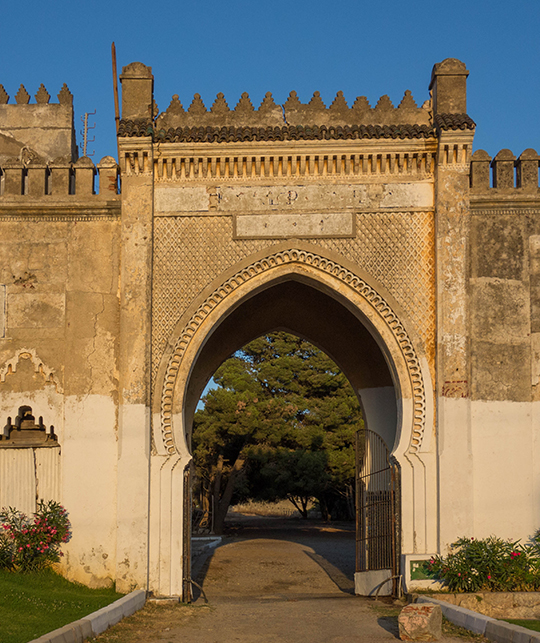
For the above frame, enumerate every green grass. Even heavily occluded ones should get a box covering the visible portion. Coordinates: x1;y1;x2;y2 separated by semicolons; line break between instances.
504;619;540;632
0;569;123;643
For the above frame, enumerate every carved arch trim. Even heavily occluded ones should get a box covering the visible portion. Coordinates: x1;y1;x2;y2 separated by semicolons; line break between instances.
0;348;62;393
159;247;427;456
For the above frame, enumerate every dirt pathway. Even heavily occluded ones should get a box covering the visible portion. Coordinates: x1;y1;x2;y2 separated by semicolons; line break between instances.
93;516;474;643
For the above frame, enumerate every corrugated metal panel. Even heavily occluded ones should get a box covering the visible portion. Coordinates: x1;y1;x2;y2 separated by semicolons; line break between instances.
0;449;36;515
35;447;61;503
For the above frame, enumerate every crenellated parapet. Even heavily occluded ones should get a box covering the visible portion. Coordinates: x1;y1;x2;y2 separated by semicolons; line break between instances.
153;87;432;132
0;155;119;199
470;148;540;191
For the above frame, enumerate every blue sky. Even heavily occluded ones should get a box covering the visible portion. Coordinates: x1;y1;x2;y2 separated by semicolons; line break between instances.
1;0;538;163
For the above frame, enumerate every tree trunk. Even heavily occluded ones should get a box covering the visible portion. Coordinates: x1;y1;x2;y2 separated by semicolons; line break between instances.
212;455;245;535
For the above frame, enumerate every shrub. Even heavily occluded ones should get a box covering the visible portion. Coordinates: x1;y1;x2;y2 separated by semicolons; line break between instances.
426;535;540;592
0;500;71;572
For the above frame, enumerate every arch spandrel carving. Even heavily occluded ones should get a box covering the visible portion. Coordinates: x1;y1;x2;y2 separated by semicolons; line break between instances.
156;245;429;459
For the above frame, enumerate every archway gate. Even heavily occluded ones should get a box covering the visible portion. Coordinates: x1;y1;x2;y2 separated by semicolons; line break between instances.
3;57;540;598
116;56;449;596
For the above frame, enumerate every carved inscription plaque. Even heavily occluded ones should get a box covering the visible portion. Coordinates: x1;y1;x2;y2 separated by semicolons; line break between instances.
234;213;354;239
154;183;434;214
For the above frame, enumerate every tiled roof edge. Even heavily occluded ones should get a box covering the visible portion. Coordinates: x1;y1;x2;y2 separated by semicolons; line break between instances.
119;121;437;142
434;113;476;130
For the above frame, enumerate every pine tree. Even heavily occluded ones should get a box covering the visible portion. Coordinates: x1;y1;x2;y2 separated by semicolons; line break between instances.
192;332;363;533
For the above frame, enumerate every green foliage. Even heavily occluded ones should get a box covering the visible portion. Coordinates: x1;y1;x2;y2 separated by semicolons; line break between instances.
0;568;122;643
426;535;540;592
193;332;363;528
0;500;72;572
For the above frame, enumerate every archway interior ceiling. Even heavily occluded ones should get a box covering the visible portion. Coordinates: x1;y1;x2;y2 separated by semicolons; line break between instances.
184;280;393;433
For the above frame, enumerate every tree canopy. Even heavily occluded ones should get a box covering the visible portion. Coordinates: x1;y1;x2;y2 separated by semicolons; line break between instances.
192;331;363;533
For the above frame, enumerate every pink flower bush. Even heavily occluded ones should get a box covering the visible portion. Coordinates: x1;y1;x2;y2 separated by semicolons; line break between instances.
0;500;71;572
426;535;540;592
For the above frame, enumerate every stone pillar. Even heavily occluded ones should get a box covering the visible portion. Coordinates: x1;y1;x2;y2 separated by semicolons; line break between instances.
429;58;469;114
119;62;154;122
432;59;476;548
116;62;154;593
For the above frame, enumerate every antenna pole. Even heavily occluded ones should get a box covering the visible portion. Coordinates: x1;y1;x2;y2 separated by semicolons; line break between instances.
112;42;120;134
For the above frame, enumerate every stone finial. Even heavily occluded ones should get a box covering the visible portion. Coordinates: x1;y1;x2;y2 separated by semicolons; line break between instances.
284;90;302;110
308;91;326;110
167;94;185;115
470;149;492;189
235;92;255;114
373;95;394;113
516;148;539;189
188;93;207;115
35;84;50;104
329;91;349;113
119;62;154;121
351;95;371;121
429;58;469;114
0;85;9;104
492;149;516;189
57;84;73;105
15;84;30;104
258;92;278;112
398;90;418;110
211;92;230;114
257;92;284;125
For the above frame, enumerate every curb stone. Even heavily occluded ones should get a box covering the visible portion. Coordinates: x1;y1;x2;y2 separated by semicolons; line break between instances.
416;596;540;642
28;589;147;643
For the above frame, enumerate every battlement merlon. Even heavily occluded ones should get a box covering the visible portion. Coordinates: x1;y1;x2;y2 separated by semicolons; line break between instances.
0;83;76;164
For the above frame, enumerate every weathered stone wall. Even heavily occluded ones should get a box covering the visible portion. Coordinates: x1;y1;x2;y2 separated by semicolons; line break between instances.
466;152;540;542
0;118;121;587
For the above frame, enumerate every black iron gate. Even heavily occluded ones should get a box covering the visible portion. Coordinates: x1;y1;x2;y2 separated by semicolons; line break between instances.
356;428;401;595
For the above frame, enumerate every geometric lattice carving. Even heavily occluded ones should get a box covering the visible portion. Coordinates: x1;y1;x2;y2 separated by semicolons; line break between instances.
158;248;428;457
152;212;435;385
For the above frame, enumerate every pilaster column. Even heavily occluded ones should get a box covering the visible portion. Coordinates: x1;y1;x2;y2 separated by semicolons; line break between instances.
430;59;476;548
116;62;154;592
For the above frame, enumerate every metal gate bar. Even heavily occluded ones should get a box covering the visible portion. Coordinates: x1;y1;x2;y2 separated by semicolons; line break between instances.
356;429;401;595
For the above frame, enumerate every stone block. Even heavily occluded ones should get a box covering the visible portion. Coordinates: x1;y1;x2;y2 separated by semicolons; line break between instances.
471;215;524;280
398;603;442;641
471;280;529;342
354;569;392;596
471;341;531;402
